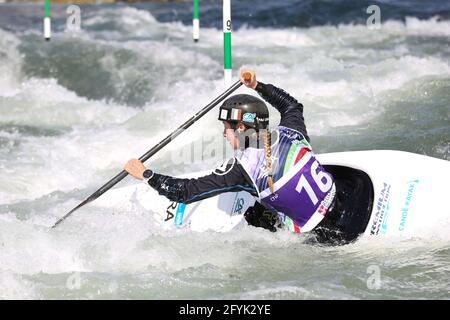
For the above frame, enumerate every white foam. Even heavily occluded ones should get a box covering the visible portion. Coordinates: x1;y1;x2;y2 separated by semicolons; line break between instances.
0;272;41;299
0;29;22;96
0;215;85;274
85;6;158;27
0;78;138;128
1;11;449;298
398;16;450;36
83;6;158;38
236;285;318;299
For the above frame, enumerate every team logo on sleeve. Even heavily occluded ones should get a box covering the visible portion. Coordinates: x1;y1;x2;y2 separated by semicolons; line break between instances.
214;158;236;175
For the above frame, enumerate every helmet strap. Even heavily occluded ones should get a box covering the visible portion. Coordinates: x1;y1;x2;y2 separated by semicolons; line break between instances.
228;121;237;130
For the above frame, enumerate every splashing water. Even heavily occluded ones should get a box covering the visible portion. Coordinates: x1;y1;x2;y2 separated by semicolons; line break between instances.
0;1;449;299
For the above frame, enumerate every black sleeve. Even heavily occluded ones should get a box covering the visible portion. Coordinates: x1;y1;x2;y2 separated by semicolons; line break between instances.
147;158;257;204
255;81;310;142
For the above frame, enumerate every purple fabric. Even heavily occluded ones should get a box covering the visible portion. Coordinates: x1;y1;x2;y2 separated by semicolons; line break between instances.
261;156;333;227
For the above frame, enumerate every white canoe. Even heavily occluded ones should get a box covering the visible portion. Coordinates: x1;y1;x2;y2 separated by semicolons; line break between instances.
93;150;450;240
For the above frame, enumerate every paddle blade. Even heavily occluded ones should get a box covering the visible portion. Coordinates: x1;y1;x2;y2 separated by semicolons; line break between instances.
51;198;91;229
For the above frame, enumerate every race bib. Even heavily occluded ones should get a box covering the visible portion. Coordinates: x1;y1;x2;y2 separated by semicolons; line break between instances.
260;152;334;227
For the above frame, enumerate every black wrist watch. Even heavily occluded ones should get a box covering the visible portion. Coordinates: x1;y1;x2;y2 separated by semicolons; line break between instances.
143;169;154;180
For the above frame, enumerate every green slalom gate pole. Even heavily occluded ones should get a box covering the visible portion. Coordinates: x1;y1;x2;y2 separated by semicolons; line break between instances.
223;0;232;86
44;0;51;41
193;0;199;42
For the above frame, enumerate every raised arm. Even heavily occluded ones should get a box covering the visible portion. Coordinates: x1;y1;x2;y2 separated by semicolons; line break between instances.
256;82;309;141
240;69;310;141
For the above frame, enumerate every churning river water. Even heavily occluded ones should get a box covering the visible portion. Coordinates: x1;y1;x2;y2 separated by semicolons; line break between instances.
0;0;449;299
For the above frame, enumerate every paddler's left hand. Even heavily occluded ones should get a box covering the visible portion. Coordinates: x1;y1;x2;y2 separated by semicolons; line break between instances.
124;159;146;180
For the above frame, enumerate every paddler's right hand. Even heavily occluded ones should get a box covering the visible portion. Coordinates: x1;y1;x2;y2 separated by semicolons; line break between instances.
124;159;146;180
240;69;258;89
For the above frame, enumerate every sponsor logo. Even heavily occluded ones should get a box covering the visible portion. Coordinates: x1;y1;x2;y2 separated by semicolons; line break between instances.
286;133;297;139
380;201;390;235
242;112;256;123
165;202;177;221
322;184;336;208
214;158;235;175
317;204;328;216
370;183;391;235
399;179;419;232
270;193;279;202
232;197;245;216
314;185;335;217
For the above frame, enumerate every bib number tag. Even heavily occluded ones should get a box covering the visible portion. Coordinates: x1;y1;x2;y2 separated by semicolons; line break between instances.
261;156;334;226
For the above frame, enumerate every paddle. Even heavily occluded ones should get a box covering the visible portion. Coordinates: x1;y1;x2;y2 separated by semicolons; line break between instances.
51;78;246;229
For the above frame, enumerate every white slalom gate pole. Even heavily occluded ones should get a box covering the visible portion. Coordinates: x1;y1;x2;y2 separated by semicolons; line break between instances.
223;0;232;86
193;0;199;42
44;0;51;41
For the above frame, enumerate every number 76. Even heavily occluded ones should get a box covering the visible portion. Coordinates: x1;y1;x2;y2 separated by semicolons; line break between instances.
295;161;332;205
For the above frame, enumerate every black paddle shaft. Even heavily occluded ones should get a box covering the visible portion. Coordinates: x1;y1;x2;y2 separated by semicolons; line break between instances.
51;80;243;229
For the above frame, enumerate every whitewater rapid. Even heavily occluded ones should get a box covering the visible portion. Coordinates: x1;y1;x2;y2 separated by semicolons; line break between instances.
0;4;449;299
